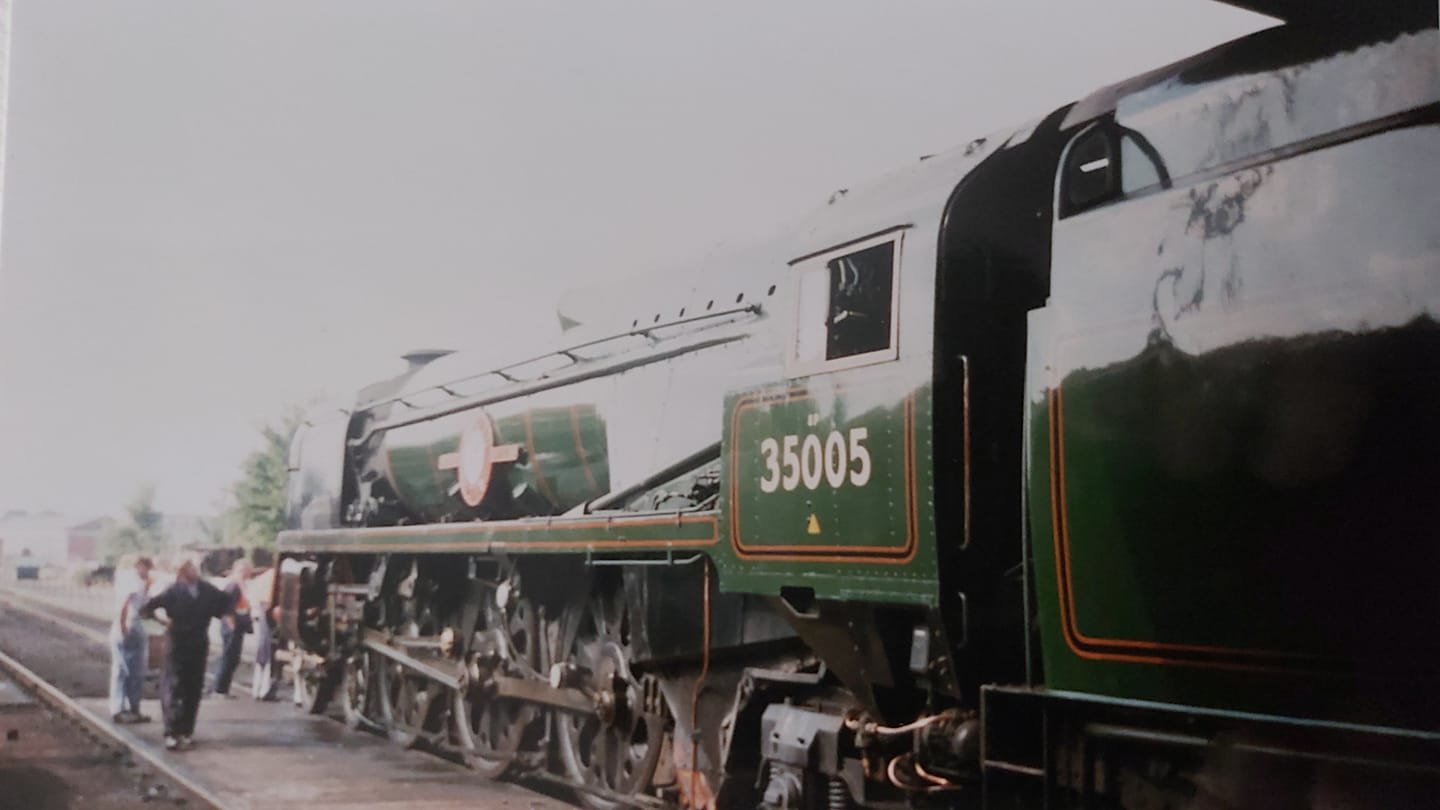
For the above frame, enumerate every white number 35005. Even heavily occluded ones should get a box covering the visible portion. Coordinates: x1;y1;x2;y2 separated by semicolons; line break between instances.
758;428;872;493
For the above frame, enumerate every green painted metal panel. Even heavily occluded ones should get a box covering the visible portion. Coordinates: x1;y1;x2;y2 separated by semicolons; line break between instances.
380;401;609;520
729;389;913;557
711;367;941;607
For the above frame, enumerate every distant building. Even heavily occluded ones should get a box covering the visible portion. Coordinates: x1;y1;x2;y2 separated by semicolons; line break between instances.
0;510;68;567
0;510;218;571
65;516;113;566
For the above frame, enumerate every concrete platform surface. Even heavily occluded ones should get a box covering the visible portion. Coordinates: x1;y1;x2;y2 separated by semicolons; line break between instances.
77;694;573;809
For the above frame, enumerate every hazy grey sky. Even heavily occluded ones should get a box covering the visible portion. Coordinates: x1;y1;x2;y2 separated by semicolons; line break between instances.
0;1;1267;519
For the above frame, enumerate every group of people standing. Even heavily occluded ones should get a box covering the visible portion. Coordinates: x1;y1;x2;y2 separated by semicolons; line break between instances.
108;554;279;751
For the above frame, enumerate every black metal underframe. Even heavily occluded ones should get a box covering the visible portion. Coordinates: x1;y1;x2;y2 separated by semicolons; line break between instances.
980;685;1440;809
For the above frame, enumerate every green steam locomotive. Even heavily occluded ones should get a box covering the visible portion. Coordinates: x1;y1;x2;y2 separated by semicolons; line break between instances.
276;6;1440;807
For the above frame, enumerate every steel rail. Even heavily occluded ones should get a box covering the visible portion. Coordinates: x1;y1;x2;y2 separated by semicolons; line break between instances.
0;645;228;809
0;587;114;646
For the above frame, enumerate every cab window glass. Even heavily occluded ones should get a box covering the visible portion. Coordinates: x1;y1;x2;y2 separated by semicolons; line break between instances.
791;234;901;375
1063;127;1117;214
1120;133;1165;193
1062;125;1170;216
825;242;894;359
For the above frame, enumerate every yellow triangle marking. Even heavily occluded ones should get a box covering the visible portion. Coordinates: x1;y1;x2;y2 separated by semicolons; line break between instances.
806;514;821;535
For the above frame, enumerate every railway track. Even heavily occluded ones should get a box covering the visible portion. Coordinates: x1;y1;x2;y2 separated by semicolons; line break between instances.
0;643;223;808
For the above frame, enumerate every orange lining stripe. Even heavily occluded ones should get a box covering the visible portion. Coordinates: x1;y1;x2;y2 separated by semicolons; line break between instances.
283;511;719;542
291;538;718;554
1047;388;1337;671
569;405;602;497
523;409;562;507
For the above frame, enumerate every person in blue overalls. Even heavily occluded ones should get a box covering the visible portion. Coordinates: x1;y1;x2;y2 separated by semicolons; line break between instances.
142;558;234;751
109;554;154;724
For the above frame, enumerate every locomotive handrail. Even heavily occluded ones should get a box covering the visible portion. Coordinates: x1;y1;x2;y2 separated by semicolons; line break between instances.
360;303;762;416
585;441;721;513
350;317;760;444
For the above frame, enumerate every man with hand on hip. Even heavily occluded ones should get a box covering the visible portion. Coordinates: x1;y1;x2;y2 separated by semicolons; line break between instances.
141;558;233;751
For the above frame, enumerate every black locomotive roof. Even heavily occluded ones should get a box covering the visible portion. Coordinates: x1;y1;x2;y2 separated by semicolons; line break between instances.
1216;0;1435;27
1065;13;1437;131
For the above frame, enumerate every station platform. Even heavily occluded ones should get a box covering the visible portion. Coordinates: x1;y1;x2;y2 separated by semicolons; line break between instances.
72;693;573;809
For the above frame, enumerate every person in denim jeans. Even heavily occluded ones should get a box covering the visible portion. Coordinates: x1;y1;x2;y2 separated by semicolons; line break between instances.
211;559;253;697
109;555;154;724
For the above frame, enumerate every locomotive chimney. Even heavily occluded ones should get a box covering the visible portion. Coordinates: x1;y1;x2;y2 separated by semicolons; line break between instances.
400;349;453;370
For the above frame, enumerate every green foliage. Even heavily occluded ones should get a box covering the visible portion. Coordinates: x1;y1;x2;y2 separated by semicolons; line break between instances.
227;408;302;548
102;484;168;562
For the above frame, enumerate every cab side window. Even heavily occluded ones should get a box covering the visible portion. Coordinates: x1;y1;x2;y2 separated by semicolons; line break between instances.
790;232;902;375
1060;122;1169;218
1063;126;1118;214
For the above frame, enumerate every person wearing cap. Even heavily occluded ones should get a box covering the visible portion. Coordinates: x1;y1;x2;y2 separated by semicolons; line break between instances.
140;558;233;751
109;555;154;724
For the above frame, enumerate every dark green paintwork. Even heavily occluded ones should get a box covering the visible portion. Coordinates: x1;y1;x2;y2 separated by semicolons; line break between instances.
712;370;940;607
728;390;911;556
1031;320;1440;725
381;401;609;520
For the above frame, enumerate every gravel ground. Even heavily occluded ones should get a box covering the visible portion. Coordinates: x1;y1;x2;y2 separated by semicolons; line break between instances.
0;693;189;810
0;600;115;699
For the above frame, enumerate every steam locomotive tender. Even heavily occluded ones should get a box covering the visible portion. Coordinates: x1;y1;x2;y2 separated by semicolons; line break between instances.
276;10;1440;809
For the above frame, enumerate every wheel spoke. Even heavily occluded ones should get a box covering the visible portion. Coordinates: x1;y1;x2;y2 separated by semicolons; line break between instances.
342;651;381;730
453;560;544;777
555;584;665;809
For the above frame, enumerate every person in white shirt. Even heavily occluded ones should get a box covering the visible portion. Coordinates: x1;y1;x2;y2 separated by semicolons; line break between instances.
246;566;280;700
109;555;154;724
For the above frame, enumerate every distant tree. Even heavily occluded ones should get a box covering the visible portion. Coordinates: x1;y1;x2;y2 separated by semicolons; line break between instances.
102;485;168;562
198;510;244;547
227;409;302;549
